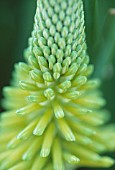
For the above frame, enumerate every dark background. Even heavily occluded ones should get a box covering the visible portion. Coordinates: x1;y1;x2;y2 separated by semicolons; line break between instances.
0;0;115;170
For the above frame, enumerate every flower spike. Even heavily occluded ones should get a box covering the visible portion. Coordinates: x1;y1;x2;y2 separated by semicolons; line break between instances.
0;0;115;170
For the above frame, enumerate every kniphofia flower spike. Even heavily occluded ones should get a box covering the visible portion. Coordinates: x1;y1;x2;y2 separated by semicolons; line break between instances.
0;0;115;170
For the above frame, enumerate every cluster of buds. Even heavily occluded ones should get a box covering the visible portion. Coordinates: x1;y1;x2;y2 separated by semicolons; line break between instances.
0;0;115;170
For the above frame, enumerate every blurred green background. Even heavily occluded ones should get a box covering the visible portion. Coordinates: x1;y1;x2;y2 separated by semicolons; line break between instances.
0;0;115;169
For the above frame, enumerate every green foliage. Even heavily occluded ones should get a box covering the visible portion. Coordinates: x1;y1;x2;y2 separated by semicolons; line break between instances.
83;0;115;78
